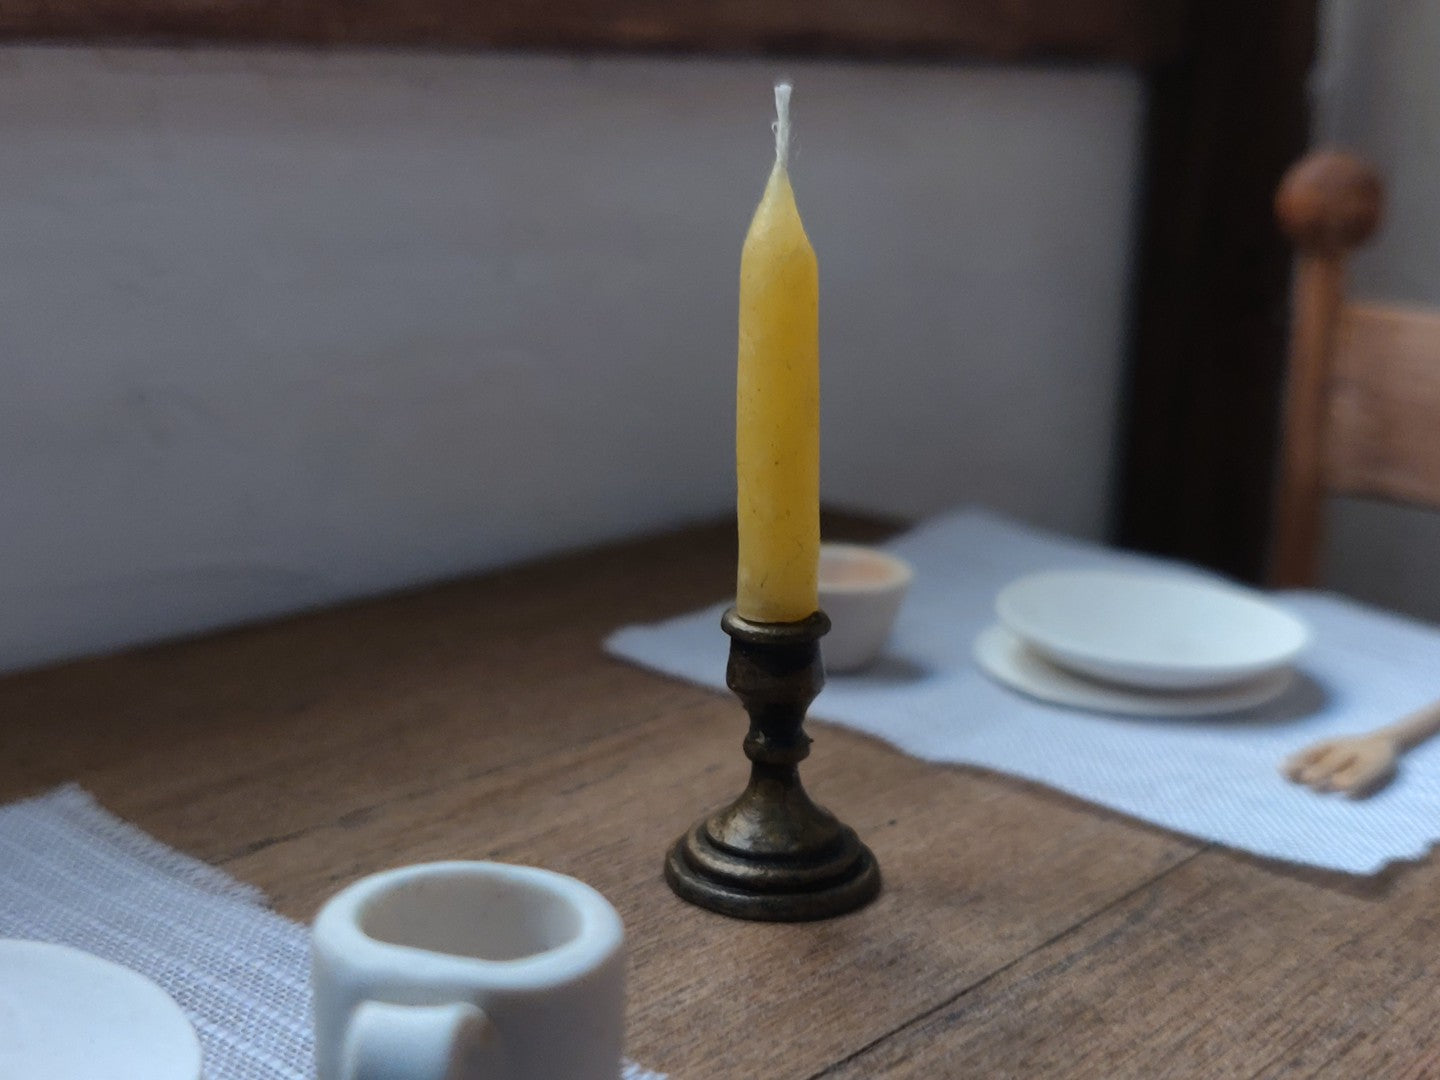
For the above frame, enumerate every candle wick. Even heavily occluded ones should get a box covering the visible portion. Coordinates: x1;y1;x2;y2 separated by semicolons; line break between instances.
773;82;792;169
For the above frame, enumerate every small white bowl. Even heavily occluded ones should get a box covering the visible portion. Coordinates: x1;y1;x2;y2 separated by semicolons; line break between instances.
819;543;914;673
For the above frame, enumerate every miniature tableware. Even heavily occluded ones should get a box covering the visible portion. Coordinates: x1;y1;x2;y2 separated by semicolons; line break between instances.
974;624;1296;717
311;861;625;1080
996;569;1310;690
818;543;913;673
1283;700;1440;796
0;938;202;1080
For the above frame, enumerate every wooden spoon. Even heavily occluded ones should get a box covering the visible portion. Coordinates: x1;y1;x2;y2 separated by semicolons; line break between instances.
1283;701;1440;796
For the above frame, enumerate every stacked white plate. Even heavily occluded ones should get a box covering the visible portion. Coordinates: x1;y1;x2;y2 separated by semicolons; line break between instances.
974;569;1311;716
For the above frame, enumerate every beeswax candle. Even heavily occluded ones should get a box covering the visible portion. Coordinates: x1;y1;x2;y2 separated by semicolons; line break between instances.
735;83;820;623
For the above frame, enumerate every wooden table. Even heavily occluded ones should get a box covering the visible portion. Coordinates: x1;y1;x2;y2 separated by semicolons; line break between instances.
2;518;1436;1079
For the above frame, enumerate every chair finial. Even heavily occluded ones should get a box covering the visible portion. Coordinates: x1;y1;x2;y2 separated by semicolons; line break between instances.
1276;150;1383;255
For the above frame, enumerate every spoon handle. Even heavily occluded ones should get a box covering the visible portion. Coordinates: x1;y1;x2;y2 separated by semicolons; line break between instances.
1379;701;1440;751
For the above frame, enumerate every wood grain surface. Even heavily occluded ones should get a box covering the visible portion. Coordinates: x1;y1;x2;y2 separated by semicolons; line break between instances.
2;0;1183;62
1;515;1433;1078
1271;254;1347;588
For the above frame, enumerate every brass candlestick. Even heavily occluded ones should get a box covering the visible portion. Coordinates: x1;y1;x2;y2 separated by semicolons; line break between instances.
665;608;880;921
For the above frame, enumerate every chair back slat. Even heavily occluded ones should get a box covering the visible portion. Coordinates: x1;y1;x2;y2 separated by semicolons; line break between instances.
1328;302;1440;507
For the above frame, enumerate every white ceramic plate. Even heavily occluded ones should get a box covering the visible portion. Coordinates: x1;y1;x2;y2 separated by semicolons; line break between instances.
0;939;202;1080
974;624;1295;717
996;569;1311;690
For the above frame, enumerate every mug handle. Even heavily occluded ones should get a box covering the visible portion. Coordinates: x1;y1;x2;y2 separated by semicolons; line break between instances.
342;1000;495;1080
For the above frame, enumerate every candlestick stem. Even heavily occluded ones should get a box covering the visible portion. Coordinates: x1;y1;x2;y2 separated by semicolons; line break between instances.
665;608;881;921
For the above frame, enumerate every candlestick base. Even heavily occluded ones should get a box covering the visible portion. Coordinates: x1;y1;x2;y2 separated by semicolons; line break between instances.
664;608;880;921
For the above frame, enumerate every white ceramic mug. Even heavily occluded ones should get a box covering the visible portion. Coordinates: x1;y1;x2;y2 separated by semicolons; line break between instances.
311;861;625;1080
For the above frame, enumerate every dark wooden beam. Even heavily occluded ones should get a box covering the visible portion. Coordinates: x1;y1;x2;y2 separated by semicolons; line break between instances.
1115;0;1320;581
2;0;1184;63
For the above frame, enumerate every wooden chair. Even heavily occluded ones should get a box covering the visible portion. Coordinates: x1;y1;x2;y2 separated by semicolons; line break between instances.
1270;150;1440;587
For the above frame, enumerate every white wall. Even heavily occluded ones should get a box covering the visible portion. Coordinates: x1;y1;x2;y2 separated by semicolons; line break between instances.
1;46;1142;673
1312;0;1440;620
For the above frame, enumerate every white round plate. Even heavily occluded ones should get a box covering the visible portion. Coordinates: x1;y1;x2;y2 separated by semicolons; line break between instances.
996;569;1310;690
974;624;1296;717
0;939;202;1080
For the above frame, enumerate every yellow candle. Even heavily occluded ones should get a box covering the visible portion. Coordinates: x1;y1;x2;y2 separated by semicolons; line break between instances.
735;83;820;623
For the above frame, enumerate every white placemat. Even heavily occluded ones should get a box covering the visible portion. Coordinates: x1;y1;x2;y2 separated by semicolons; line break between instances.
0;785;665;1080
606;507;1440;875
